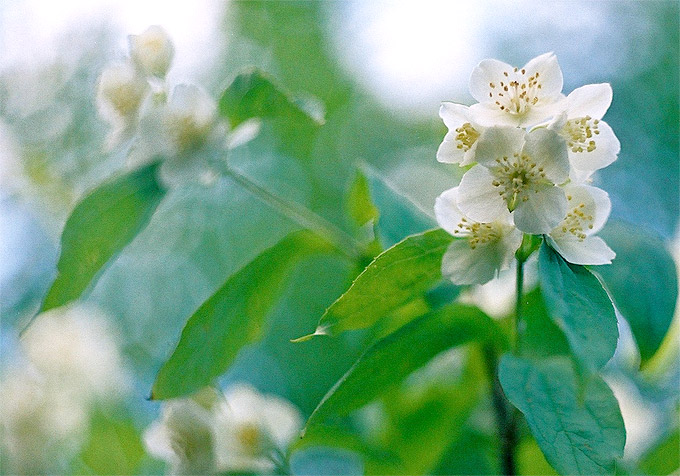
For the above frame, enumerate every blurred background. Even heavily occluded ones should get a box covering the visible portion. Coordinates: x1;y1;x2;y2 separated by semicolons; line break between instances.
1;0;678;474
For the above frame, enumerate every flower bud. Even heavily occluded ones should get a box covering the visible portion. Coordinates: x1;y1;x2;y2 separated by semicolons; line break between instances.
129;25;174;78
164;84;217;152
96;61;148;123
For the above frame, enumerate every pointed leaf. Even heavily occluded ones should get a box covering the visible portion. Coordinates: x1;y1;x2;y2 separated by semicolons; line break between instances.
499;355;625;475
347;169;379;228
595;220;678;361
152;230;333;400
40;163;165;313
306;305;497;430
538;242;618;370
309;228;453;337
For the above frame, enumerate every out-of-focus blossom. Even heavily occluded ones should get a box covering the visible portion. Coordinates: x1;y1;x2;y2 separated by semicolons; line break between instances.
436;103;484;166
129;26;175;78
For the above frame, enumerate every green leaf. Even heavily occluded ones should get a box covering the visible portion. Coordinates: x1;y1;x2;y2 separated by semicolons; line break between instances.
151;230;333;400
78;410;145;475
347;169;379;228
40;163;165;313
306;228;453;337
538;242;618;370
595;220;678;361
362;164;436;247
518;288;571;359
638;429;679;475
305;304;497;431
499;355;625;475
219;68;322;160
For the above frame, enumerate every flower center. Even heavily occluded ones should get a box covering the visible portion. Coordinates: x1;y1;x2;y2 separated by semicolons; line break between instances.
454;123;480;151
236;422;262;456
490;153;548;210
488;68;543;116
453;218;502;250
555;195;594;241
562;116;600;153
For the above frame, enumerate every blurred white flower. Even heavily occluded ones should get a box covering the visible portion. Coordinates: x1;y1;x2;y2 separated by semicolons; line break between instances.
129;25;175;78
164;84;218;154
436;102;484;166
0;367;88;474
457;127;570;234
214;384;302;473
468;52;565;128
96;61;148;125
435;186;522;285
547;184;615;265
21;304;130;403
548;83;620;182
144;385;301;475
144;388;221;475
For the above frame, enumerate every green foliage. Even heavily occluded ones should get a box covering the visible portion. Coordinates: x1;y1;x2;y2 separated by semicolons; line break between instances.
596;220;678;361
638;429;679;475
78;410;145;475
307;228;453;337
152;230;333;400
305;305;497;430
347;169;379;228
499;355;625;475
40;163;166;313
219;68;322;160
538;242;618;370
518;288;571;359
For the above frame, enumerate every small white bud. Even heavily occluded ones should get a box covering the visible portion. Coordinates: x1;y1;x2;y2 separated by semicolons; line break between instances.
96;61;148;123
129;25;175;78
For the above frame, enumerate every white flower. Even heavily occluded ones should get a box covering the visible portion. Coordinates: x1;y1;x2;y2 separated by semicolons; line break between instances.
437;102;484;166
547;184;615;265
144;389;220;475
213;384;302;473
96;61;148;125
548;83;620;181
435;186;522;285
1;367;88;474
457;127;570;234
129;25;175;78
469;52;565;127
21;305;130;404
164;84;218;153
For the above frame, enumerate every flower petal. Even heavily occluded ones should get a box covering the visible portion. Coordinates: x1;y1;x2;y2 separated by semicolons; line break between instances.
474;127;526;168
434;187;465;235
439;102;473;129
441;239;500;285
566;83;612;120
568;120;620;171
469;102;522;127
469;58;514;104
547;235;615;265
457;165;510;222
513;184;567;233
522;128;569;184
436;132;466;164
563;184;611;235
522;52;563;98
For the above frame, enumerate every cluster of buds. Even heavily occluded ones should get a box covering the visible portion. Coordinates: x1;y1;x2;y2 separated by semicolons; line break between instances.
435;53;620;285
96;26;224;185
144;385;302;475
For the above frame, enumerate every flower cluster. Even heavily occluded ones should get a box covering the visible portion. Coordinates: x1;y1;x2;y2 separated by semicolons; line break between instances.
144;384;302;475
1;305;130;473
435;53;619;285
96;26;233;186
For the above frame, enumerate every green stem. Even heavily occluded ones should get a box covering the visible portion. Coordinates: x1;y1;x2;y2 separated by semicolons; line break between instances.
217;161;362;260
513;256;525;351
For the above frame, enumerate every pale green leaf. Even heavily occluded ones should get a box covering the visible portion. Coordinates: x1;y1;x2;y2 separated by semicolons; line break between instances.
499;355;625;475
151;230;333;400
40;163;165;313
307;228;453;337
305;305;497;430
596;220;678;361
538;242;618;370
